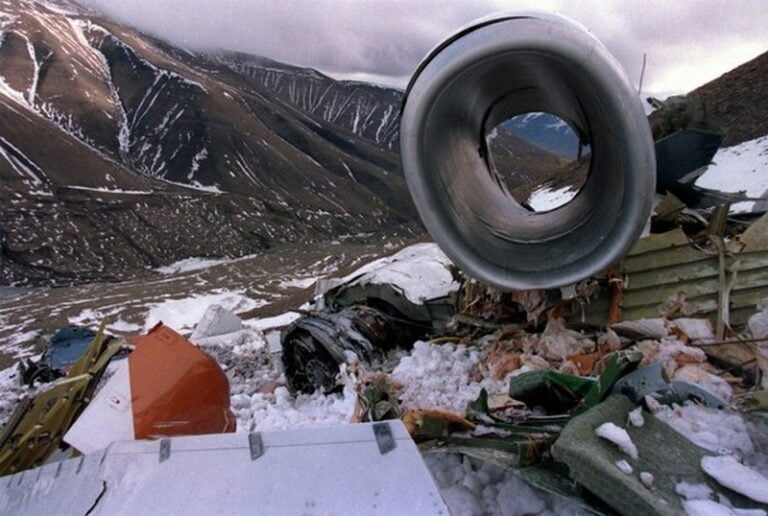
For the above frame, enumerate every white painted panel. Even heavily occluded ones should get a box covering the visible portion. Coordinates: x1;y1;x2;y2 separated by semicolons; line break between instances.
64;359;135;454
0;421;447;516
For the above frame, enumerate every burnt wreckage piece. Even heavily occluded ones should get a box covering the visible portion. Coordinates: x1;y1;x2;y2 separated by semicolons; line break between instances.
282;306;423;394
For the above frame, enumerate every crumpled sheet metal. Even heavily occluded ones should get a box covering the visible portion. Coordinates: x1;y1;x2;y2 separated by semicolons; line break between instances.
282;306;422;394
0;326;120;476
581;229;768;326
551;395;764;515
653;129;723;195
321;243;458;329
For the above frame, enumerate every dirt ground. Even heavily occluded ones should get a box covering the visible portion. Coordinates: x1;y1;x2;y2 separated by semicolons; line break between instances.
0;235;424;367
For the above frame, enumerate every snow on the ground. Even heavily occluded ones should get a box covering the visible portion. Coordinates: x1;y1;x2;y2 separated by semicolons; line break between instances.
652;402;754;457
0;362;36;427
701;455;768;504
391;340;509;413
424;453;586;515
527;186;578;212
696;134;768;213
142;290;265;332
64;186;154;195
277;277;319;290
243;311;302;331
155;256;235;275
234;381;358;434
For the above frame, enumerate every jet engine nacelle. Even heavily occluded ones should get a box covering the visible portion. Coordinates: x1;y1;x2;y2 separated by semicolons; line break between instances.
400;13;655;290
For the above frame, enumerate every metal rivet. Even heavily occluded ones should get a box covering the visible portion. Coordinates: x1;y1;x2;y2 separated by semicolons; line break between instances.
249;432;264;461
159;439;171;463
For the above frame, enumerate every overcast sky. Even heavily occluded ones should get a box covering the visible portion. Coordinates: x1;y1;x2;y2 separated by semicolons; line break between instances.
78;0;767;98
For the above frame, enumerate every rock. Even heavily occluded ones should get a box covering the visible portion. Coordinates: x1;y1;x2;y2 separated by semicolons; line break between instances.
191;304;243;341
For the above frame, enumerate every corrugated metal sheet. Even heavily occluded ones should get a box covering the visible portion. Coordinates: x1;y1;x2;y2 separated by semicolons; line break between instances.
578;229;768;326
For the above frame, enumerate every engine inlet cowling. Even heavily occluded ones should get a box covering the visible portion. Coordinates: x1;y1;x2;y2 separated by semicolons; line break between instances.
400;13;655;291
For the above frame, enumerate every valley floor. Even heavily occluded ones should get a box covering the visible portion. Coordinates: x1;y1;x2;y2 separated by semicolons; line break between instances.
0;235;418;367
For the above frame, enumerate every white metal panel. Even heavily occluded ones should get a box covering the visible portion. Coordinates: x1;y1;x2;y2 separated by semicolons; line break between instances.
64;359;135;454
0;421;448;516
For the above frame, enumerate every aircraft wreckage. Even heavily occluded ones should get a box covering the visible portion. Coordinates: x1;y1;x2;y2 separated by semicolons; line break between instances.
2;12;766;516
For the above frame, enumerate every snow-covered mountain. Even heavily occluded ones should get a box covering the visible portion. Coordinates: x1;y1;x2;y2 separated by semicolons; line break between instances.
0;0;414;285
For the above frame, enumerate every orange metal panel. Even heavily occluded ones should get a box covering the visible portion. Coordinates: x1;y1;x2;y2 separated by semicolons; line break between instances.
127;323;236;439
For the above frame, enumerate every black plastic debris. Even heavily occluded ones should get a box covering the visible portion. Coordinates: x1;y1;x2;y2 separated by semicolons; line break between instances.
654;129;723;194
612;362;727;409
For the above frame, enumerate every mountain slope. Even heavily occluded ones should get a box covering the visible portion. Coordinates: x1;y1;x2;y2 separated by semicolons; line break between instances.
208;52;403;151
689;50;768;147
0;0;415;285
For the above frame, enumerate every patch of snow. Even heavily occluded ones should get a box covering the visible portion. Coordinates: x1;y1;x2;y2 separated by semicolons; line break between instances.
107;319;143;335
701;455;768;504
392;341;509;413
155;257;233;275
676;481;714;501
163;178;224;194
527;186;578;212
244;312;302;331
616;460;633;474
653;402;753;457
696;135;768;213
38;1;80;15
595;422;639;459
0;362;38;427
243;371;357;433
628;407;645;428
65;186;153;195
188;146;208;180
0;330;39;359
278;277;318;290
424;453;586;515
143;291;265;332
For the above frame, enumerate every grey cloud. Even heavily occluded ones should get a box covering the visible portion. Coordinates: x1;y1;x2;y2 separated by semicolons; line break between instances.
78;0;768;95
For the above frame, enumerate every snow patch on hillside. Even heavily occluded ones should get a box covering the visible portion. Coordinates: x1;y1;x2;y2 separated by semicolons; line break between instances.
143;290;266;332
527;186;578;212
155;257;235;275
696;135;768;212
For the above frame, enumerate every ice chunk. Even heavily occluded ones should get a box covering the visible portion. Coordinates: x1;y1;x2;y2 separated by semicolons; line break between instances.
628;407;645;427
615;460;633;474
640;471;654;489
595;422;639;459
701;455;768;504
676;481;713;501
